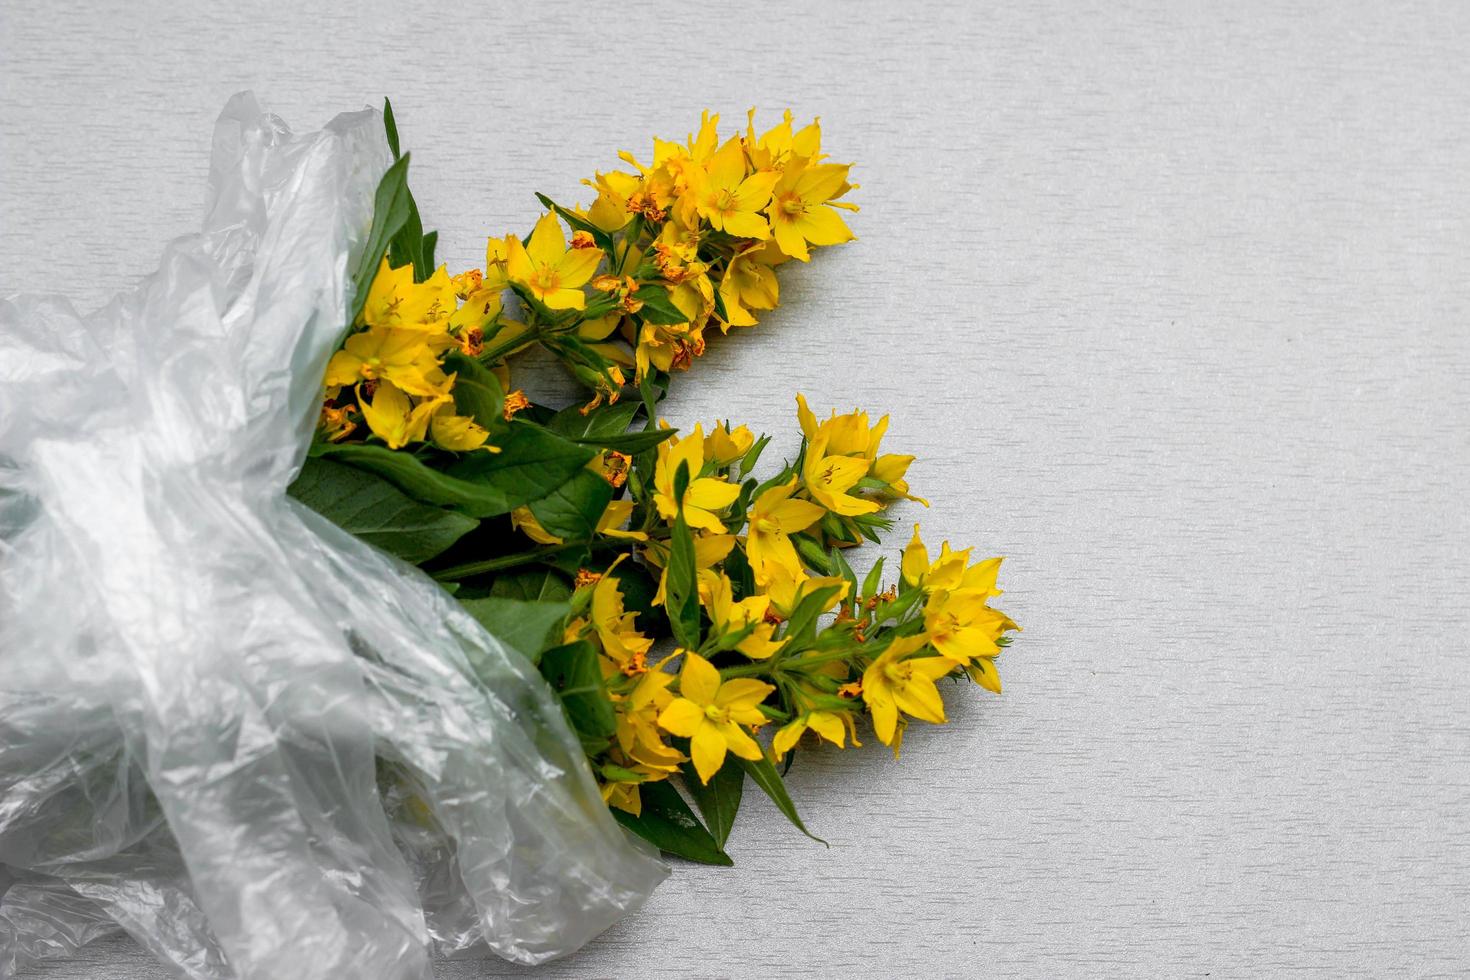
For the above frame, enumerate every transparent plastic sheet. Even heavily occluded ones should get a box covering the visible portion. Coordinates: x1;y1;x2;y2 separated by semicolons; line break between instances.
0;94;666;979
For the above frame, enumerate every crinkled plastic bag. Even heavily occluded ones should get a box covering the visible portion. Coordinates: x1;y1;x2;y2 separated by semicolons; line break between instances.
0;94;666;979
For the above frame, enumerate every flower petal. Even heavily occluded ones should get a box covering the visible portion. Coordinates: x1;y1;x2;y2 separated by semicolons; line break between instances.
679;651;721;706
690;721;728;783
656;697;704;737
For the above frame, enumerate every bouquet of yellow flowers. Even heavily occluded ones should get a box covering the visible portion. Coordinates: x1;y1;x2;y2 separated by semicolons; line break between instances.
0;95;1018;977
298;101;1021;860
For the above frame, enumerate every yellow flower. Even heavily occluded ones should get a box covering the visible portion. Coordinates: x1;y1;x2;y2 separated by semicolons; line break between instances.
646;532;736;606
591;568;654;675
697;140;780;239
717;245;781;328
601;768;658;816
803;427;880;516
924;588;1017;681
772;710;854;757
653;424;741;532
360;258;460;330
768;160;856;262
901;524;1005;595
745;478;825;583
794;394;893;516
357;380;445;450
324;327;450;397
318;400;358;442
795;392;887;458
758;562;848;619
614;669;686;773
595;498;648;541
657;652;773;783
703;422;755;466
699;570;784;659
743;109;823;172
510;507;562;545
861;634;954;751
901;525;1019;687
429;404;498;453
506;212;603;310
583;169;642;232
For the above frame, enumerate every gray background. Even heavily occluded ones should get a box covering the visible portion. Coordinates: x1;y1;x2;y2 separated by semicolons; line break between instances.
2;1;1467;976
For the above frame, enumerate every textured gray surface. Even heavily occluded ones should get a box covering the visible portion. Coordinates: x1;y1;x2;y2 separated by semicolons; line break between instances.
3;1;1468;977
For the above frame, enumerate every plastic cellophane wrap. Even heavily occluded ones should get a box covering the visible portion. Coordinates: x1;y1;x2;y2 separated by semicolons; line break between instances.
0;94;665;979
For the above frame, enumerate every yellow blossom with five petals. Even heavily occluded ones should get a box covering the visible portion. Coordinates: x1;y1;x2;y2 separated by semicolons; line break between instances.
653;424;741;532
861;634;954;752
506;212;604;310
657;652;774;783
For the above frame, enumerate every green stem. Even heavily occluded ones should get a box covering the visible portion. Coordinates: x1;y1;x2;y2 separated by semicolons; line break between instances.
718;663;775;680
431;545;568;580
478;322;544;365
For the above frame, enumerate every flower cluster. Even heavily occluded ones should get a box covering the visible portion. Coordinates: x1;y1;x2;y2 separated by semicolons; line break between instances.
556;395;1020;818
303;105;1019;862
317;110;857;452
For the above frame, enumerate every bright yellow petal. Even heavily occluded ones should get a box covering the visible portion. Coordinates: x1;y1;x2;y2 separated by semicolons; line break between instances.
718;720;763;761
795;394;819;441
807;712;847;748
527;211;567;267
795;163;851;204
969;657;1002;694
556;246;604;288
679;651;721;706
323;349;364;387
866;687;898;745
769;496;825;534
656;697;704;737
690;721;728;783
772;719;806;757
540;287;587;310
686;477;740;512
734;170;780;211
721;210;771;240
795;205;854;248
771;213;810;261
706;140;745;190
893;673;947;725
902;524;929;586
714;678;775;712
505;236;535;285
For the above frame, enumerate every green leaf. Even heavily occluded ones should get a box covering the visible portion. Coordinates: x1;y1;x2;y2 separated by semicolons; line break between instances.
350;154;414;323
442;351;505;429
639;369;667;423
782;584;844;649
612;780;733;866
288;456;477;563
421;229;437;272
547;399;641;440
457;596;570;665
862;556;887;600
312;443;511;518
829;545;859;597
443;420;598;509
578;427;676;454
383;97;402;159
634;283;688;325
681;759;744;849
489;569;572;602
388;188;428;281
528;468;615;541
534;192;616;254
665;506;701;650
740;754;826;845
540;640;616;750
